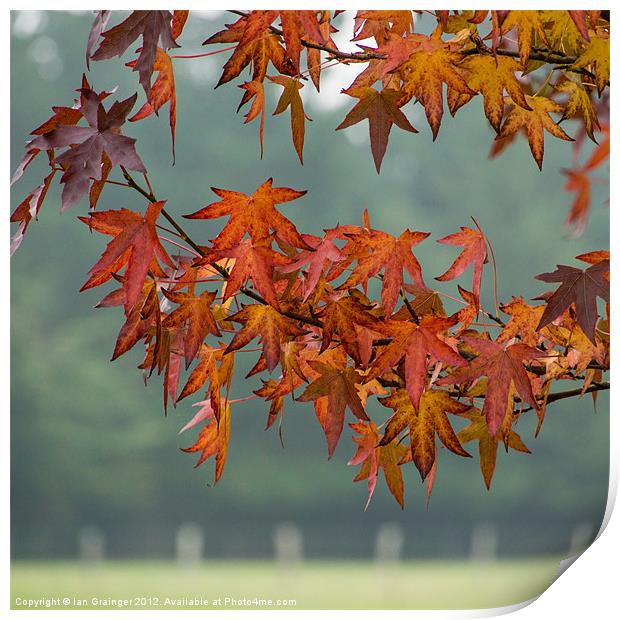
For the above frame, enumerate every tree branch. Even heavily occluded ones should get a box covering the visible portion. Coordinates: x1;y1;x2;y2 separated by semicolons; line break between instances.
226;10;584;67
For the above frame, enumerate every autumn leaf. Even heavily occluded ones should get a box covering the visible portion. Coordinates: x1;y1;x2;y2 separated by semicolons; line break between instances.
90;10;180;96
457;407;530;489
201;239;289;311
279;10;328;73
555;76;599;142
496;95;573;170
204;11;282;87
338;229;430;316
297;361;369;458
379;389;471;480
184;178;309;251
10;162;56;256
535;258;610;342
161;289;222;368
85;10;110;69
348;421;406;509
497;297;545;347
569;30;610;94
81;202;173;312
30;87;146;211
279;231;345;302
181;400;231;482
104;279;159;361
177;345;235;414
448;55;531;133
317;295;382;366
437;336;543;436
435;226;488;303
398;31;476;139
171;10;189;39
500;10;548;67
371;315;465;410
225;304;306;372
238;81;266;157
268;75;310;164
336;87;417;172
128;48;177;161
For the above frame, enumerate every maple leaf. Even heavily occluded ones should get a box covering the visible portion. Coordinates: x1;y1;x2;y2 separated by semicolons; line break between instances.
200;239;288;311
496;95;573;170
555;77;600;142
177;345;235;415
297;361;369;458
204;11;286;87
563;168;591;237
268;76;310;164
80;202;173;312
546;321;605;375
161;290;221;368
171;10;189;40
279;231;345;302
379;389;471;481
336;87;417;172
569;30;610;95
238;81;266;157
401;285;447;318
398;31;476;139
497;297;545;347
85;10;111;70
338;229;430;316
316;295;382;366
30;88;146;211
181;401;231;482
535;259;610;342
448;55;531;133
10;162;56;256
184;178;309;251
225;304;306;372
499;10;548;67
450;285;477;335
279;10;328;72
437;336;543;436
457;408;530;489
435;226;488;303
102;279;159;361
576;250;610;266
306;11;332;90
371;316;465;410
90;10;180;96
348;421;406;509
128;48;177;161
540;11;588;57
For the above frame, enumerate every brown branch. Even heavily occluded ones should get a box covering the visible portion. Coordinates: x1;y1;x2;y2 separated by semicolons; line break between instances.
227;10;382;62
226;10;584;67
520;382;610;413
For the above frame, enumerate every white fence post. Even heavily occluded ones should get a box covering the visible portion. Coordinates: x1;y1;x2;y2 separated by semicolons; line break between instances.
175;523;204;566
78;526;105;564
273;522;303;565
470;522;498;562
375;523;405;564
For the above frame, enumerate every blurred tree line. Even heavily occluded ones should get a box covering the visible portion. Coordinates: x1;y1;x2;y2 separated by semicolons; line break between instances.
10;11;608;559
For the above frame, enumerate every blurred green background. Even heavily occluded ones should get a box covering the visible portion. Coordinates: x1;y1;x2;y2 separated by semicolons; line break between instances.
10;10;609;609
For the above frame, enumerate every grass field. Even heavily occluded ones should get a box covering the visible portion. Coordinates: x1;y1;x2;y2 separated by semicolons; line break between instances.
11;558;562;610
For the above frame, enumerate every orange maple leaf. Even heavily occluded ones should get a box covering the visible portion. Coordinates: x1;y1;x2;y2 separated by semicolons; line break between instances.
379;389;471;480
185;178;309;251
